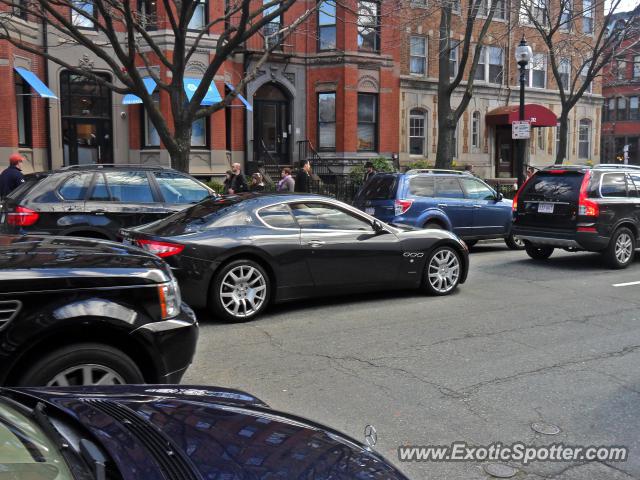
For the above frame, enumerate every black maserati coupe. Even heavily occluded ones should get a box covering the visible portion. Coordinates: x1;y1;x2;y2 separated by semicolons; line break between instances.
121;194;469;322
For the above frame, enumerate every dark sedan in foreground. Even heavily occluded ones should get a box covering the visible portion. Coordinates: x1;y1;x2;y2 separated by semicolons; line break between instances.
0;385;408;479
122;193;469;322
0;235;198;386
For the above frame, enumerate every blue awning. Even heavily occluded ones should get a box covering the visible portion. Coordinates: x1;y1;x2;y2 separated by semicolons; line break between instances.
122;77;158;105
225;82;253;112
184;77;222;106
14;67;57;99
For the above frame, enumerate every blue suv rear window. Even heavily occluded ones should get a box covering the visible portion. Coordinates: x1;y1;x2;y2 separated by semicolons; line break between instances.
408;177;435;197
358;176;397;200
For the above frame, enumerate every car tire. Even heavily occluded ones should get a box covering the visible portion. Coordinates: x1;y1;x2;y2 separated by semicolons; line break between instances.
17;343;144;387
603;227;635;269
424;222;444;230
422;246;462;296
211;259;271;322
505;233;526;250
464;240;478;249
525;244;554;260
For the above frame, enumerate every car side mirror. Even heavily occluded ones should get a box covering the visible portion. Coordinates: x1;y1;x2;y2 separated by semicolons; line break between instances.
495;192;504;202
372;219;386;234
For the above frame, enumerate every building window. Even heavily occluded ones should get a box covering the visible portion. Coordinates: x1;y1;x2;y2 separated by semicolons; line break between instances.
409;109;427;156
357;1;380;52
188;0;208;30
449;41;459;78
15;76;31;147
559;58;570;91
137;0;157;30
263;0;282;49
474;46;503;84
617;59;626;80
537;127;545;151
582;0;593;34
578;119;591;159
357;93;377;152
410;36;427;75
529;53;546;88
13;0;28;20
318;1;337;51
453;123;458;159
608;97;616;121
143;91;160;147
618;97;628;121
471;111;480;149
560;1;572;30
318;93;336;150
480;0;506;19
631;97;639;121
72;1;95;28
519;0;547;25
580;64;591;93
634;56;640;79
191;117;208;147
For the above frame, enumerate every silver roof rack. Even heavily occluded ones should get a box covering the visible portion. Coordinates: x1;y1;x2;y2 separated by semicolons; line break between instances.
405;169;468;175
60;163;171;171
595;164;640;170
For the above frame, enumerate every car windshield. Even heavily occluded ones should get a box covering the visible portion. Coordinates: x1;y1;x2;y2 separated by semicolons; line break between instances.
0;399;73;480
137;196;244;235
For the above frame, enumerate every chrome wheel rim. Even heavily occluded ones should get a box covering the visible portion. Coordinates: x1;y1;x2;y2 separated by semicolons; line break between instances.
47;364;125;386
512;235;525;248
615;233;633;264
427;248;460;293
220;265;267;318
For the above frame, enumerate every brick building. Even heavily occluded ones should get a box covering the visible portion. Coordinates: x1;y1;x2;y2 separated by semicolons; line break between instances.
601;8;640;165
398;0;603;180
0;1;400;178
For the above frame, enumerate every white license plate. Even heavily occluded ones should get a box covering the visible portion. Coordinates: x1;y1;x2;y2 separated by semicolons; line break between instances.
365;207;375;215
538;202;554;214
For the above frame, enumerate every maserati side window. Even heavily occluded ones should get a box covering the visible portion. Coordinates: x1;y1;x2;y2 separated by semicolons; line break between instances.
291;203;372;231
259;204;298;229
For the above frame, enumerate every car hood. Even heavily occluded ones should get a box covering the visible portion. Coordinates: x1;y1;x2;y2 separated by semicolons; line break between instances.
0;235;171;287
10;385;408;480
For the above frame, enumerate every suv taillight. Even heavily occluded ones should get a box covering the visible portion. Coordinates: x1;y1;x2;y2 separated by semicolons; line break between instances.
137;239;184;258
578;170;599;217
395;199;413;216
512;176;533;213
7;206;39;226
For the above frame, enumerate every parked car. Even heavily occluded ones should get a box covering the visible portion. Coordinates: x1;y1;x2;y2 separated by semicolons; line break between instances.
512;164;640;268
353;169;523;249
121;193;469;322
0;164;215;240
0;234;198;386
0;384;409;479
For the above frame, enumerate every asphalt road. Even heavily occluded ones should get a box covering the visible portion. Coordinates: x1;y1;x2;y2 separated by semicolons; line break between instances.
183;243;640;480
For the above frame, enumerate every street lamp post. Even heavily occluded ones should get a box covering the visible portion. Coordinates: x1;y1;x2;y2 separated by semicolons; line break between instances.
515;37;532;189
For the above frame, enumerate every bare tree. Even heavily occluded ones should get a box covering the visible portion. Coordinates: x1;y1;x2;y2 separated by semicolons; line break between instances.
520;0;639;164
432;0;510;168
0;0;318;172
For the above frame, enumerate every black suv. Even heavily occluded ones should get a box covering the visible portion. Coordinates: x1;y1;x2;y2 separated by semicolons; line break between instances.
0;235;198;386
0;164;214;240
512;164;640;268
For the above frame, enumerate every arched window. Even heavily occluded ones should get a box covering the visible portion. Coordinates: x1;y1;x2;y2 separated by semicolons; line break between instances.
471;111;481;149
578;119;591;159
409;108;427;156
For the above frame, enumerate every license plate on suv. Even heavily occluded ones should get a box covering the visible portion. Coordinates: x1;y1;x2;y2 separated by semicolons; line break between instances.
538;202;554;214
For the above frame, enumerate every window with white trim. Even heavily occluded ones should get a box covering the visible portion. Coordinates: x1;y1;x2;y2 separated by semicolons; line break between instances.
479;0;506;19
72;1;95;28
474;46;504;84
188;0;208;30
559;58;570;91
409;108;427;156
519;0;547;25
617;59;626;80
471;111;480;149
318;1;337;51
449;42;459;78
537;127;545;151
410;36;427;75
529;53;546;88
634;55;640;79
560;0;572;30
582;0;593;34
578;119;591;159
580;64;592;93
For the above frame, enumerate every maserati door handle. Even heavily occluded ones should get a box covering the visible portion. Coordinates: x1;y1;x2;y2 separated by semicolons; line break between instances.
307;240;326;247
437;203;448;208
473;204;483;208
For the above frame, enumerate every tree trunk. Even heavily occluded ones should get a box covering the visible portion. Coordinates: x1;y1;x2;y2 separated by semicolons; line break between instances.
435;108;455;169
168;122;193;173
554;112;569;165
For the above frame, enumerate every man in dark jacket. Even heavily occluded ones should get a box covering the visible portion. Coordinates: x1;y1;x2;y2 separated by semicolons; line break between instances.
295;160;312;193
0;154;25;198
363;161;377;183
228;162;248;194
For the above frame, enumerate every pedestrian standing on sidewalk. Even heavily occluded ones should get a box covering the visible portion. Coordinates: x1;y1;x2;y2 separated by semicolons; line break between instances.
250;173;266;192
277;168;295;192
223;170;234;194
228;162;248;194
363;161;377;183
295;160;312;193
0;153;25;199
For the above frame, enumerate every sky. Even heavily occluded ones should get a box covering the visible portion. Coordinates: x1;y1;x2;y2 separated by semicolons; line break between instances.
607;0;639;12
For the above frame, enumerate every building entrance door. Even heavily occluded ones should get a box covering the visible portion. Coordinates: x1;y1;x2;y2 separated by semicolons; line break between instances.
253;83;290;165
495;128;516;178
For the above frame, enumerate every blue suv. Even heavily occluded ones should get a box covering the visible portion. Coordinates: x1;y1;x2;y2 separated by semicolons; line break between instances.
353;169;523;249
